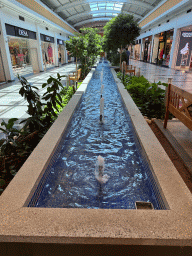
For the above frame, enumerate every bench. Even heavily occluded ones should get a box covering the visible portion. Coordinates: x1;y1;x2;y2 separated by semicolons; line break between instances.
122;61;136;76
68;68;81;84
164;82;192;131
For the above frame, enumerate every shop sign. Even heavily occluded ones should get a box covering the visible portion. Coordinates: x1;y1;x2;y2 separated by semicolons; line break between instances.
15;27;29;38
176;31;192;67
45;36;51;42
57;39;64;45
182;32;192;37
41;34;54;43
5;24;36;39
18;28;28;37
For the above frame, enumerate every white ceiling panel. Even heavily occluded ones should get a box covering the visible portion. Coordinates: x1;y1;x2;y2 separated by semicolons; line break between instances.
40;0;163;30
74;5;85;13
67;7;78;15
58;0;70;4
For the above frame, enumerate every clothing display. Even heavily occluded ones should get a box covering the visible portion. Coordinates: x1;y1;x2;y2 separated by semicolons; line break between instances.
41;42;55;68
47;45;53;57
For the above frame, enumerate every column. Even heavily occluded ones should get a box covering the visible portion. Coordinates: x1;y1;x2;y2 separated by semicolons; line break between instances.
54;33;58;67
139;39;143;60
35;24;44;72
0;14;15;81
65;36;68;63
169;26;179;69
133;45;135;60
150;35;154;63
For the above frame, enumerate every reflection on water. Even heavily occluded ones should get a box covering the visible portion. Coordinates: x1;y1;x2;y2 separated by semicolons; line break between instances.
31;62;163;209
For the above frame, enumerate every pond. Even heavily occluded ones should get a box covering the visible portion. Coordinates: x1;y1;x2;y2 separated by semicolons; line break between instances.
28;61;166;209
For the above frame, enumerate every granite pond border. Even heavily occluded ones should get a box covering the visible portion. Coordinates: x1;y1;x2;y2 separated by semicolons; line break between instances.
0;61;191;252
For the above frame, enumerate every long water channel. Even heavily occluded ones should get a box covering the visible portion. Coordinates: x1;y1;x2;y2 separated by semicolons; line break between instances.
29;61;166;209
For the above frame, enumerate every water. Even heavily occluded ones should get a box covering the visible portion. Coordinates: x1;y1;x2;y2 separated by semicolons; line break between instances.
95;155;109;184
100;97;104;122
28;62;166;209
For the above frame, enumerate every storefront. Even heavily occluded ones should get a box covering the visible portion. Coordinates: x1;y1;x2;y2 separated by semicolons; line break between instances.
57;39;65;65
128;45;134;59
41;34;55;70
151;30;174;67
175;30;192;71
6;24;39;77
67;51;73;63
134;39;141;60
142;36;152;62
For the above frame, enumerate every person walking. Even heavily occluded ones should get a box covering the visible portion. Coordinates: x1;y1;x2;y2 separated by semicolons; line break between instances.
126;48;130;65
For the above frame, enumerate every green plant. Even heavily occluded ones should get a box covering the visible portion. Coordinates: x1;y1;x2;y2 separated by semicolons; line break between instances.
103;14;140;66
109;51;128;66
18;75;44;132
66;27;103;79
0;75;75;195
54;86;75;116
117;73;168;119
18;73;66;133
41;73;66;125
0;118;26;191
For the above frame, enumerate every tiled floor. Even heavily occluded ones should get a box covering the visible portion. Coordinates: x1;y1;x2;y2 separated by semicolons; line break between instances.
130;59;192;92
129;60;192;173
0;63;76;138
0;60;191;172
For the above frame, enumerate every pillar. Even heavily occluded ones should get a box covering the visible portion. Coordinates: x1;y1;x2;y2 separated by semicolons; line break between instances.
169;26;180;69
0;14;15;81
35;24;44;72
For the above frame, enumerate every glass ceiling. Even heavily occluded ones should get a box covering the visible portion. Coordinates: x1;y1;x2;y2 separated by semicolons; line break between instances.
90;2;123;17
40;0;163;30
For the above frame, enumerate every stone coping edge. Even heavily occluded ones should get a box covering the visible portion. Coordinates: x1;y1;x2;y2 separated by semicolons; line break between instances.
0;64;191;246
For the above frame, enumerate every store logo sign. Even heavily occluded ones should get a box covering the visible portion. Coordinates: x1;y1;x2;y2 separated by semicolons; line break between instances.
45;36;51;41
182;32;192;37
18;29;28;37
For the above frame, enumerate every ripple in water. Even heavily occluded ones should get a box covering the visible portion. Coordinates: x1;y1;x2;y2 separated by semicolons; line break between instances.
32;62;164;209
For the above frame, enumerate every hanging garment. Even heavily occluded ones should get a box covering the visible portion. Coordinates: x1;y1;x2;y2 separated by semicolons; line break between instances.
48;46;53;57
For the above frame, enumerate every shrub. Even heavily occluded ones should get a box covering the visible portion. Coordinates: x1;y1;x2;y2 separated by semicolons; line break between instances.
117;73;168;119
0;75;77;194
109;51;128;66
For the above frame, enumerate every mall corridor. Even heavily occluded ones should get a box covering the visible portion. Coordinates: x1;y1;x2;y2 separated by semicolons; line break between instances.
0;60;192;164
130;59;192;93
1;59;192;123
0;63;76;136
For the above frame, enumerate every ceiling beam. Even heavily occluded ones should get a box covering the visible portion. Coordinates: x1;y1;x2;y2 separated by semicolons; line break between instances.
54;0;153;13
74;17;111;27
67;9;142;23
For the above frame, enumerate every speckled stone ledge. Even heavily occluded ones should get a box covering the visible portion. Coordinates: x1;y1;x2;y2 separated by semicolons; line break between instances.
0;64;192;250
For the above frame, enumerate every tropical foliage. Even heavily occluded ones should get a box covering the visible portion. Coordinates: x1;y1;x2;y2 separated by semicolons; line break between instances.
117;72;168;119
0;75;77;194
66;27;103;78
103;14;140;66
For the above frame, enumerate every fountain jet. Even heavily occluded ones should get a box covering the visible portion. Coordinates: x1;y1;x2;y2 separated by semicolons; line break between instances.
101;84;104;95
95;155;109;184
100;69;103;84
100;97;104;122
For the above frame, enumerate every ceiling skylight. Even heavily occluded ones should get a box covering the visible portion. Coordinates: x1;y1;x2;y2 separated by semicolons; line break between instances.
90;2;123;17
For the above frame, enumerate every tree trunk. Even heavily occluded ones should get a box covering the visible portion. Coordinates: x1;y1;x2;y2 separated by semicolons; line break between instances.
120;45;122;71
76;55;78;82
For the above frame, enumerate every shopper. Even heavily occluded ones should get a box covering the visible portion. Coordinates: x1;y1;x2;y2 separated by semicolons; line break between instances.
126;48;130;65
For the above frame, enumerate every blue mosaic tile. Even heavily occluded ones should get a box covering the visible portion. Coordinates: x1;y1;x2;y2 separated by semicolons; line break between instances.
28;62;167;210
